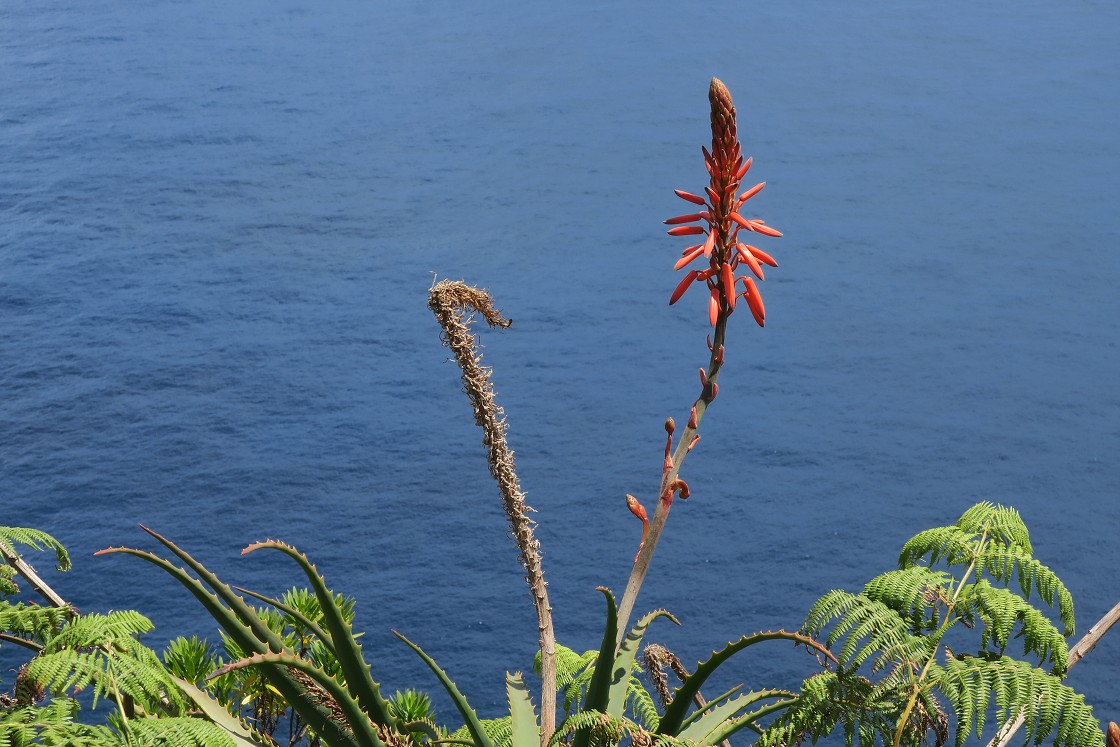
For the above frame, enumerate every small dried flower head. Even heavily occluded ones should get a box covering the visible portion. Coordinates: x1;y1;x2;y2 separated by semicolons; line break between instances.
665;78;781;327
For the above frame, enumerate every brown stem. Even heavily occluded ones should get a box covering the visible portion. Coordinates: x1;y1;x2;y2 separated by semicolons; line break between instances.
429;280;556;747
0;632;44;652
984;598;1120;747
0;544;69;608
616;313;729;644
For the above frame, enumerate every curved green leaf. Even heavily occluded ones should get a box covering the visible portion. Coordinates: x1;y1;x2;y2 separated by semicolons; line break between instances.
242;540;396;726
569;588;619;747
677;689;793;743
172;675;273;747
609;608;678;717
657;629;833;737
395;630;496;747
210;650;385;747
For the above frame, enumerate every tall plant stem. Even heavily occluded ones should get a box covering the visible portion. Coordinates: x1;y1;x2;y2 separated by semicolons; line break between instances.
985;598;1120;747
616;314;729;645
429;280;556;747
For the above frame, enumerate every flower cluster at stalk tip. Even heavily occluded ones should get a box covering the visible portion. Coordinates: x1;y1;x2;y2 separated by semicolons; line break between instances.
666;78;780;327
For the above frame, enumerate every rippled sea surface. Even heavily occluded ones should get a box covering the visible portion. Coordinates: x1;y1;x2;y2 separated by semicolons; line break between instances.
3;0;1119;730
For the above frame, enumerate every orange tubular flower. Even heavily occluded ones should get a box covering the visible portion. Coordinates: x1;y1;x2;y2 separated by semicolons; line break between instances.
665;78;780;327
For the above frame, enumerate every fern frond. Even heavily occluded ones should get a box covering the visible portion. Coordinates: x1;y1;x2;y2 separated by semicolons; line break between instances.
112;715;239;747
755;672;896;747
0;565;17;597
26;641;188;713
864;567;954;631
553;650;597;713
898;526;977;569
627;675;661;730
936;655;1102;747
41;610;154;651
451;716;513;747
981;545;1075;637
0;698;118;746
957;580;1069;674
0;527;71;573
956;503;1032;555
536;643;595;698
0;602;73;643
549;710;644;747
803;590;932;671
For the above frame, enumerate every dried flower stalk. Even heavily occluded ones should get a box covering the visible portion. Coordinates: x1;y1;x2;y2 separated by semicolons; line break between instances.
428;280;556;747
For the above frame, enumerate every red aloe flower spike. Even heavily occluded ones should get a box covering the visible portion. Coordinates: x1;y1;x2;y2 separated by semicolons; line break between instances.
681;243;703;257
745;245;778;267
668;225;706;236
664;213;704;225
674;244;706;271
631;77;783;647
674;189;706;205
669;270;699;305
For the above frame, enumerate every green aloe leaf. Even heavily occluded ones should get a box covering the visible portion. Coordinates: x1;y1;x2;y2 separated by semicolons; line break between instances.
507;672;540;747
657;629;833;737
211;650;385;747
676;689;794;743
608;608;678;718
241;540;396;726
96;536;353;746
395;630;496;747
171;675;273;747
571;587;619;747
702;696;800;745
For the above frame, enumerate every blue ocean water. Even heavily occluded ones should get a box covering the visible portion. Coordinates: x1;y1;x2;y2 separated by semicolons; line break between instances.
2;0;1118;733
